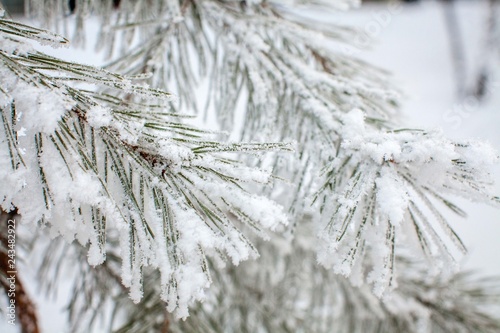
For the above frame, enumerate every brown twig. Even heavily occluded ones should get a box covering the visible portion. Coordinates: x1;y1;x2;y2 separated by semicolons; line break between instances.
161;311;170;333
0;208;40;333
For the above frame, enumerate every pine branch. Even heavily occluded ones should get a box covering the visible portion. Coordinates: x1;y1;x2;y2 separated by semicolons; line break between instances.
2;0;500;329
313;111;499;293
0;14;291;318
40;226;499;333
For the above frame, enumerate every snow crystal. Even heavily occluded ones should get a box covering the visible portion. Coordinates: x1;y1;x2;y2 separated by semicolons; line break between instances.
68;170;104;205
87;241;105;266
173;266;210;319
375;168;408;225
456;140;498;170
11;84;74;134
0;36;34;56
341;109;366;139
86;105;113;128
157;139;195;173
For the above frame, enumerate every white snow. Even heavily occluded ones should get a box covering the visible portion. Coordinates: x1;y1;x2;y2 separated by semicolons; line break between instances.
1;1;500;332
86;105;113;128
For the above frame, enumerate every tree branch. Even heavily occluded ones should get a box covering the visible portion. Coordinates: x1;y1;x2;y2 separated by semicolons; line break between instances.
0;208;40;333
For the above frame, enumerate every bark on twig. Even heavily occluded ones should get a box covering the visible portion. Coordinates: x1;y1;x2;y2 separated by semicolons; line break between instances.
0;208;40;333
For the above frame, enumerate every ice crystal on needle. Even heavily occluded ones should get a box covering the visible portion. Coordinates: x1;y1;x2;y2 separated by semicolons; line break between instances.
315;110;498;295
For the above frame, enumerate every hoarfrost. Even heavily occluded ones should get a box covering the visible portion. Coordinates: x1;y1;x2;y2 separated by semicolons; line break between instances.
315;109;498;296
86;105;113;128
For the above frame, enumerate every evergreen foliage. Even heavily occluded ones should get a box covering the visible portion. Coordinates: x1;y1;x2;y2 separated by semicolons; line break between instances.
0;0;499;331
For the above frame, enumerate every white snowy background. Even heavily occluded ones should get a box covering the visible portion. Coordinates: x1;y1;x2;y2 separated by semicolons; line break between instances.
2;0;500;332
